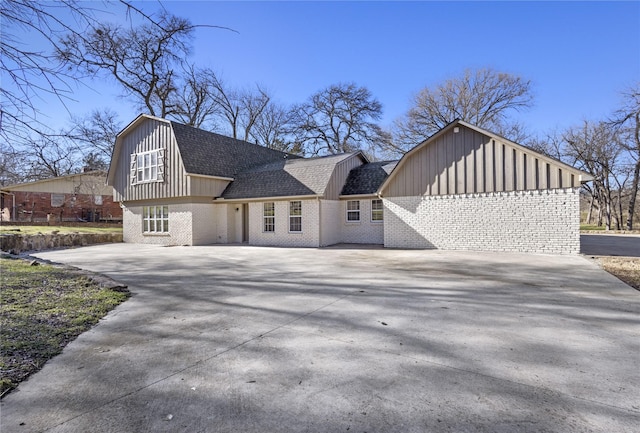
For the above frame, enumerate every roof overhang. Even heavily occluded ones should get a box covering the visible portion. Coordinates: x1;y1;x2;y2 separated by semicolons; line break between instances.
186;173;235;182
214;194;321;203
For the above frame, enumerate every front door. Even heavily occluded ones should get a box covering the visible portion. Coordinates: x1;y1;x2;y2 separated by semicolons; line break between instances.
242;203;249;243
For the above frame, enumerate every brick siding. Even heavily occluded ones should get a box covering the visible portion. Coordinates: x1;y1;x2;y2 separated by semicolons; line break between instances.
384;188;580;254
340;199;384;244
248;199;321;247
1;191;121;223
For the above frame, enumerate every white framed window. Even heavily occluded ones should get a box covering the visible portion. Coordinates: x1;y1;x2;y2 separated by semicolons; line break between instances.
131;149;165;185
289;201;302;232
263;202;275;232
346;200;360;222
137;150;159;183
143;206;169;233
94;195;103;205
371;199;383;222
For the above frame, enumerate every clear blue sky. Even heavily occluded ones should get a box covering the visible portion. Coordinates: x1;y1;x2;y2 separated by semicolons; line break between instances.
31;1;640;138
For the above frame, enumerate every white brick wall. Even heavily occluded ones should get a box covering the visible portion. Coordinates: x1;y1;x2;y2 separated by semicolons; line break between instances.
340;199;384;244
248;199;321;247
384;188;581;254
123;202;194;246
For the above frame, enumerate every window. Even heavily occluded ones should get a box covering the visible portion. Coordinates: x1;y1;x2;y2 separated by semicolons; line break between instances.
137;150;159;183
346;200;360;222
289;201;302;232
51;193;65;207
371;199;383;222
263;202;275;232
143;206;169;233
94;195;103;206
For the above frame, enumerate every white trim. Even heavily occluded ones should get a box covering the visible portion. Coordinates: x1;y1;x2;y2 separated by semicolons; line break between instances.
346;200;360;223
371;198;384;223
289;200;302;233
187;173;235;182
215;194;320;203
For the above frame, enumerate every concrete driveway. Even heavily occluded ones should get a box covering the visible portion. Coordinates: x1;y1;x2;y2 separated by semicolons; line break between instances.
1;245;639;432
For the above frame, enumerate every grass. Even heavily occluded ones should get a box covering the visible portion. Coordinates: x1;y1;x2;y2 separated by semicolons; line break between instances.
0;257;129;397
0;225;122;235
580;224;607;231
597;257;640;290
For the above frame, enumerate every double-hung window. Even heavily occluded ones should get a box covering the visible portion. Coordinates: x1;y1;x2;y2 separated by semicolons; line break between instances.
289;201;302;232
346;200;360;222
136;150;159;183
263;202;275;232
371;199;383;222
143;206;169;233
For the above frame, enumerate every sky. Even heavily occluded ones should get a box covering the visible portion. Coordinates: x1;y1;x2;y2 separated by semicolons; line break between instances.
11;0;640;140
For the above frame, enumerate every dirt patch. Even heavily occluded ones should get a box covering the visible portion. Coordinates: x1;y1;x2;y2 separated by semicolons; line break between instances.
596;256;640;290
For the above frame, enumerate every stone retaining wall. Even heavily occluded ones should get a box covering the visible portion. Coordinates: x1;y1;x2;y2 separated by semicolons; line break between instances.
0;232;123;254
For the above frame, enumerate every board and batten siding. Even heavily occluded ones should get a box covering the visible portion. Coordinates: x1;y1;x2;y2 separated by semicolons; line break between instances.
383;125;580;197
324;154;365;200
186;175;230;198
113;118;229;202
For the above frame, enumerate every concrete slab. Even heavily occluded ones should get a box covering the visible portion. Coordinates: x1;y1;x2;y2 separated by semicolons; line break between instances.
1;245;639;432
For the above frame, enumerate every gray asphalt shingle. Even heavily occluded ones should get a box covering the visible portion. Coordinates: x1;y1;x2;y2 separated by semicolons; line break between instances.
222;153;357;199
171;122;299;178
341;161;398;195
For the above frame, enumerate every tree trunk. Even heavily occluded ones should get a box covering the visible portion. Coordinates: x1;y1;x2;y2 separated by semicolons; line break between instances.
586;194;595;224
626;161;640;230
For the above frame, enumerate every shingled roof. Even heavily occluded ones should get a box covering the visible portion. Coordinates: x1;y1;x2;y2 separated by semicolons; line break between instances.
222;153;358;199
341;161;398;196
171;122;300;178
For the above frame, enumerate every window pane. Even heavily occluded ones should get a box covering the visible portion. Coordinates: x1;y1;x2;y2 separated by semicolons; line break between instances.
290;216;302;232
290;201;301;216
347;200;359;211
347;211;360;221
264;202;274;216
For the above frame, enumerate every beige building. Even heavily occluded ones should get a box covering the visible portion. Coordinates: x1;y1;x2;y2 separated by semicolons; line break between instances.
1;171;121;223
108;114;591;253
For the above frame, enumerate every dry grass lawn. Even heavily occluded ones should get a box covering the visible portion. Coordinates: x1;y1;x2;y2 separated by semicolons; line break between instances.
597;257;640;290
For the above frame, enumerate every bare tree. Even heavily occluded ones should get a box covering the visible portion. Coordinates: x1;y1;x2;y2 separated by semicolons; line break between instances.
207;73;272;141
249;102;295;152
57;12;195;118
23;135;82;180
564;121;625;230
171;65;220;128
392;68;533;154
1;0;100;145
289;82;384;155
611;84;640;229
67;108;122;168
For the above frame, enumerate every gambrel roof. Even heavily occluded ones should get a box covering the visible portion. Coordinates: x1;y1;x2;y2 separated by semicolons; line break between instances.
171;122;302;178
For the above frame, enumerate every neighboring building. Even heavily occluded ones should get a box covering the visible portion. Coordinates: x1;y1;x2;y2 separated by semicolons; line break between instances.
107;114;592;253
1;171;121;223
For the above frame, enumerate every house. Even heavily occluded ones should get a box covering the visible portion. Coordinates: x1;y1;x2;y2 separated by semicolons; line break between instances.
1;170;121;223
108;114;591;254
